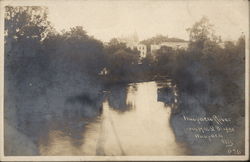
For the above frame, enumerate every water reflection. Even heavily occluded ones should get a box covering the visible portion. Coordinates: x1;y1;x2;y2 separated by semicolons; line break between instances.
106;83;134;113
39;81;188;155
157;80;178;108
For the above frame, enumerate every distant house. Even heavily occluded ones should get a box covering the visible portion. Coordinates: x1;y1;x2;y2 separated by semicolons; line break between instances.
150;44;161;53
126;43;147;58
151;41;188;53
135;44;147;58
160;41;188;50
116;33;188;58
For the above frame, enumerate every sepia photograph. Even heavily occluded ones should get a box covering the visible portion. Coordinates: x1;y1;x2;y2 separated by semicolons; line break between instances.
0;0;249;161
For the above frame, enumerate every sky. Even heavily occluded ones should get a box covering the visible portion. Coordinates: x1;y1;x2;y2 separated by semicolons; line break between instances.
45;0;248;42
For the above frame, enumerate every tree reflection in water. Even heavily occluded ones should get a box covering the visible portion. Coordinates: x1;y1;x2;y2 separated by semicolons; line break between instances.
106;83;136;113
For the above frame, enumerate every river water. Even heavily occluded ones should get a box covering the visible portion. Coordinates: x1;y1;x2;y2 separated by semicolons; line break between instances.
5;77;244;156
38;81;188;155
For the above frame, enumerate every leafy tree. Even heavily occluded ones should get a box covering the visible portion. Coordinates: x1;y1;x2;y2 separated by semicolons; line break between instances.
5;6;51;54
104;39;140;82
43;26;106;79
4;6;53;91
187;16;221;54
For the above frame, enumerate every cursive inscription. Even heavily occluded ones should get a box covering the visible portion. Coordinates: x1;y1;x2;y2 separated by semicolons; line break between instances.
182;114;241;155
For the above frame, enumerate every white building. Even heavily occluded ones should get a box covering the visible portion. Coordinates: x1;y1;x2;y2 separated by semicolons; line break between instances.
150;44;161;53
160;41;188;50
135;44;147;58
151;41;188;53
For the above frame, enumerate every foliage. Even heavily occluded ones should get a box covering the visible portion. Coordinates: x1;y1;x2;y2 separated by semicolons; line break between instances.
4;7;245;117
104;39;140;82
44;26;105;77
187;16;221;53
4;6;53;94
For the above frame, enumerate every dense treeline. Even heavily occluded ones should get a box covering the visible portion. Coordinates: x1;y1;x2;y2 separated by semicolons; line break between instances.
142;18;245;122
155;17;245;117
5;6;245;115
5;6;245;111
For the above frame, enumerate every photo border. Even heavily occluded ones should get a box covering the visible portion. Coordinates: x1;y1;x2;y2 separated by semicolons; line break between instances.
0;0;248;161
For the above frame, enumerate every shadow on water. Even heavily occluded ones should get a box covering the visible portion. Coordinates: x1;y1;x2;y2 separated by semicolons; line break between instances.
4;68;106;155
5;72;138;155
66;92;104;118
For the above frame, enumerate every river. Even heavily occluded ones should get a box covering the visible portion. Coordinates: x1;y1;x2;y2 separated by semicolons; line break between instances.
38;81;188;155
5;76;244;156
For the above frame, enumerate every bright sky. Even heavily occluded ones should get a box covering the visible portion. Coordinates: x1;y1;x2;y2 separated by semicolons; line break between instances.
46;0;248;42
